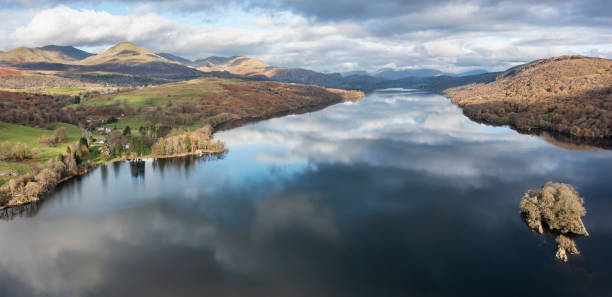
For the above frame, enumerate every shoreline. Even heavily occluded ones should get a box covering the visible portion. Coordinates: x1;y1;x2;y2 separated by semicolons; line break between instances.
443;92;612;150
0;148;227;211
0;91;363;212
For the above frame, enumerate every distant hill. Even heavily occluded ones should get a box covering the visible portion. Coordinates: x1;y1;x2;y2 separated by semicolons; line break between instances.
157;53;192;64
188;54;498;92
446;55;612;140
191;56;237;67
194;56;272;75
14;42;204;80
457;69;488;77
79;42;173;65
342;70;370;76
0;45;93;64
191;55;361;87
372;68;489;79
374;68;447;79
2;42;497;91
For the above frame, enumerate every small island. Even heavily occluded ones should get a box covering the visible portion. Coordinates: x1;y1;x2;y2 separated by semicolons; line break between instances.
520;182;589;262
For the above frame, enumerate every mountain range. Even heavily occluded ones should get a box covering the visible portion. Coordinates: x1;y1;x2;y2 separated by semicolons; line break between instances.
0;42;496;90
151;52;489;80
371;68;488;79
0;45;93;64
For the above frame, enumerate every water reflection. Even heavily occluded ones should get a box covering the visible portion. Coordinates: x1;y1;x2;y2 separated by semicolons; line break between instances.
0;90;611;297
129;160;146;179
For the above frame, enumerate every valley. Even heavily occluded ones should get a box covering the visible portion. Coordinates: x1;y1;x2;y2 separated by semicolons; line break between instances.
2;41;612;210
2;1;612;296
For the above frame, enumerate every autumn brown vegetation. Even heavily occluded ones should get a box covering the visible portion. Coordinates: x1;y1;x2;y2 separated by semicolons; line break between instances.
152;126;224;156
446;56;612;139
38;127;68;146
1;71;363;211
520;182;589;262
0;141;42;161
0;91;83;128
0;141;94;209
91;78;363;130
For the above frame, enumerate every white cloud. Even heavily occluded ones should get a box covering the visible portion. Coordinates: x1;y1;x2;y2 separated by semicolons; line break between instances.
0;2;611;72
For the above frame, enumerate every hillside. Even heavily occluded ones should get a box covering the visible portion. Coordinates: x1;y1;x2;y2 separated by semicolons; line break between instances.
0;45;92;64
445;55;612;139
38;45;94;60
192;55;364;87
79;42;173;65
157;53;192;64
13;42;204;80
374;68;446;79
1;42;497;92
76;42;205;79
1;76;362;205
189;54;498;91
194;56;272;75
83;77;363;131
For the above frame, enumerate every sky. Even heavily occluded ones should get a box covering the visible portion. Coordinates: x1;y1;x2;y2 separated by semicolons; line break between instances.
0;0;611;73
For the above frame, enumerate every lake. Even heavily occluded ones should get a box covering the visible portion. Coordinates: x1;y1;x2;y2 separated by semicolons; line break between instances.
1;89;611;297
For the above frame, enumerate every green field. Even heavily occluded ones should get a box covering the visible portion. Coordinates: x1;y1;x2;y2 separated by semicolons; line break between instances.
0;122;82;177
40;87;87;96
80;77;235;132
83;78;228;108
104;115;147;134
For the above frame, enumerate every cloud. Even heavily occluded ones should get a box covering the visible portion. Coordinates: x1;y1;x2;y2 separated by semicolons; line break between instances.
217;90;588;181
0;1;611;72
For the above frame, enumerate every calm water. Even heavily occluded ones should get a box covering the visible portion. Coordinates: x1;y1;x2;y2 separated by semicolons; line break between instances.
1;89;612;297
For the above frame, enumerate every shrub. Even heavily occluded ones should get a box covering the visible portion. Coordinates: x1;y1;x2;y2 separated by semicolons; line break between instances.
53;127;67;143
31;148;42;160
24;181;43;197
0;141;11;160
39;136;53;147
12;142;28;161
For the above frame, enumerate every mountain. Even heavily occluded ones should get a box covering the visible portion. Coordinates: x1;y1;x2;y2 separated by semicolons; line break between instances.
79;42;174;65
194;56;272;75
38;45;94;60
0;45;93;64
445;55;612;140
157;53;192;64
2;43;496;91
10;42;204;80
192;56;237;67
457;69;488;77
342;70;370;76
374;68;447;79
189;54;498;92
77;42;203;79
372;68;490;79
192;55;359;87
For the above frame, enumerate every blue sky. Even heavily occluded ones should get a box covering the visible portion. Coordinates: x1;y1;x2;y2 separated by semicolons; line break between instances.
1;0;611;73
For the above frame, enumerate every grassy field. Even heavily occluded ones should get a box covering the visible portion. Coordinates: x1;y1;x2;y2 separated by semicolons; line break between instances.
104;115;147;134
40;87;87;96
84;78;228;108
0;122;82;179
